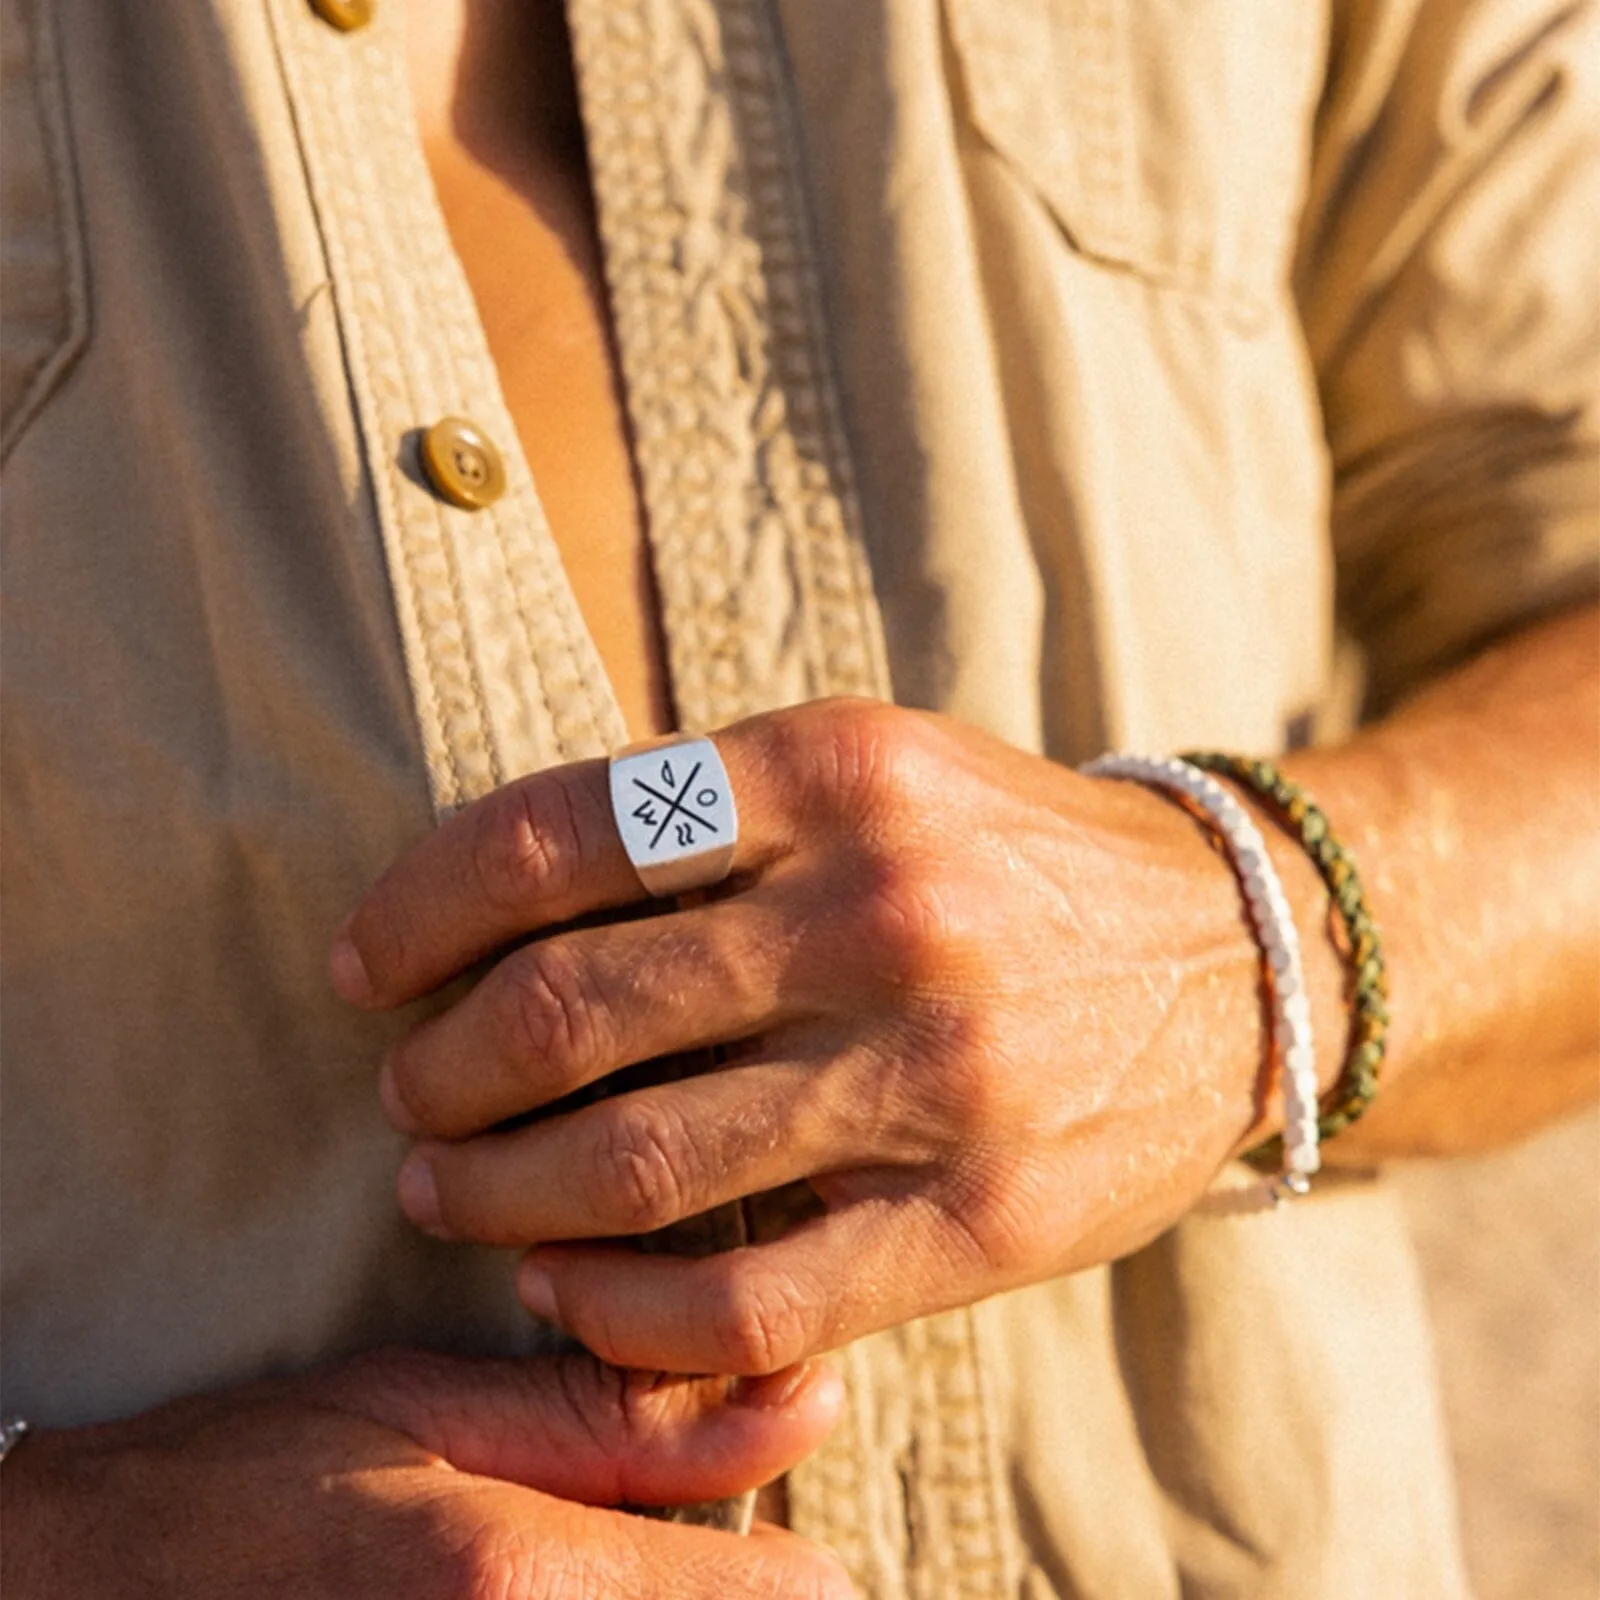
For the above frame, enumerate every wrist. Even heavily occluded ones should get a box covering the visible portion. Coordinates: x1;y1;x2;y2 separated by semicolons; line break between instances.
1081;758;1349;1177
1074;769;1320;1177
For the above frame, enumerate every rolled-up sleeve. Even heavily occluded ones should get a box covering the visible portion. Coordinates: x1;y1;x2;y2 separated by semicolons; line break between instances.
1297;0;1599;713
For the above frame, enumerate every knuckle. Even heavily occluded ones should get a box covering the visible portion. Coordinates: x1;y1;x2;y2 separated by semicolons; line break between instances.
472;776;589;916
920;1013;1014;1130
564;1358;688;1459
708;1265;812;1375
855;853;962;989
561;1354;631;1448
664;914;766;1019
541;1355;639;1476
507;945;611;1084
749;697;910;830
590;1101;700;1235
944;1157;1043;1278
809;697;911;817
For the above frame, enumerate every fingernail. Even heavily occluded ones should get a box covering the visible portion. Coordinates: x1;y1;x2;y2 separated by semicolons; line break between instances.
377;1061;420;1135
730;1363;811;1411
396;1153;443;1233
518;1260;560;1323
330;920;373;1004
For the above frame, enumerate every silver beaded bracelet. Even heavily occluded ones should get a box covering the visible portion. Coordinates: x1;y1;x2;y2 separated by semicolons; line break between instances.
1081;753;1321;1197
0;1416;29;1463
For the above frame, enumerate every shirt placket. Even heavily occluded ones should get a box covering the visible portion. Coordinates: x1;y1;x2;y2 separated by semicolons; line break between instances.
269;0;626;806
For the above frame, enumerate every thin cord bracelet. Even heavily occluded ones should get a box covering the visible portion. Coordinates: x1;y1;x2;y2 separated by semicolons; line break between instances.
1081;754;1321;1193
1181;752;1388;1157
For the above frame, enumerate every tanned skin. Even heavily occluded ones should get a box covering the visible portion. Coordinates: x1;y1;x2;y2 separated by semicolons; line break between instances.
6;1;1595;1593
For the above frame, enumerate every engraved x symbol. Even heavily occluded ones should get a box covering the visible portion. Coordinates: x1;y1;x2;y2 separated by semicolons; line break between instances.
630;760;721;850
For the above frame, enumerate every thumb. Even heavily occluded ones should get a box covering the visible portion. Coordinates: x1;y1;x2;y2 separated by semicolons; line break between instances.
314;1347;843;1508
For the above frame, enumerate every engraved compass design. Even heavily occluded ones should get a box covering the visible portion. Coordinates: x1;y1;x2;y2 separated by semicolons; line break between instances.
609;736;739;892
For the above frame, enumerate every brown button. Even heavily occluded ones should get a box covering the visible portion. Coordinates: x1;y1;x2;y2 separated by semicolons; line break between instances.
309;0;374;33
419;417;507;510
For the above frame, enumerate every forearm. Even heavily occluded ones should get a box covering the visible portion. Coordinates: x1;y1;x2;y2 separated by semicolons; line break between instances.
1263;603;1600;1161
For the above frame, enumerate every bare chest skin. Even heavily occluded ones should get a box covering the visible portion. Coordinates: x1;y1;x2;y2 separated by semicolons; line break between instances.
405;0;672;742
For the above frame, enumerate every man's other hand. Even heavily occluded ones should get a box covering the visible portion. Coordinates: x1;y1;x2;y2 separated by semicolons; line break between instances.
0;1347;849;1598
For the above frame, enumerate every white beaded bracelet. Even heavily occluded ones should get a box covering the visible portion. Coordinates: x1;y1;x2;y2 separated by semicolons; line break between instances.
1081;753;1321;1196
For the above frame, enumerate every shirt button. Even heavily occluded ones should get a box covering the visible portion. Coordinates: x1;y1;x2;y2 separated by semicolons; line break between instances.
309;0;374;32
419;417;508;510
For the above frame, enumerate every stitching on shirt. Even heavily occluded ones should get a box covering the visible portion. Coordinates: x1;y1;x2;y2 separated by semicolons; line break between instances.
350;26;503;798
264;0;467;811
568;0;892;736
272;0;483;807
361;54;518;793
280;0;645;805
374;25;623;768
1068;0;1133;261
726;3;895;706
913;1307;1023;1595
567;0;714;727
390;175;597;764
368;27;566;778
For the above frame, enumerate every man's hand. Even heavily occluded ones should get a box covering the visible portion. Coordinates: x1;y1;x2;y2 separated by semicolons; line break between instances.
0;1348;849;1598
333;698;1303;1375
335;607;1600;1377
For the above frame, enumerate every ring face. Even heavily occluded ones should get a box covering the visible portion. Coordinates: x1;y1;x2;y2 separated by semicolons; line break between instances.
609;736;739;897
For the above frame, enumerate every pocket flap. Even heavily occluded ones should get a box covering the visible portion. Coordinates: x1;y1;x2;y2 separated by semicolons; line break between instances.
945;0;1322;321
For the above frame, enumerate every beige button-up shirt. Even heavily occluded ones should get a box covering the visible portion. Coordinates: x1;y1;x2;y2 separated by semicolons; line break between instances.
3;1;1595;1594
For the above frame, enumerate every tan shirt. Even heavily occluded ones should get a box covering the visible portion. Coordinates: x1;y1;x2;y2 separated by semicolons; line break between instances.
3;1;1595;1594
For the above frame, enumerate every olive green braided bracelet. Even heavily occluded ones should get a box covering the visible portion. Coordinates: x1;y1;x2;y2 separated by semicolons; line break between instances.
1180;752;1389;1160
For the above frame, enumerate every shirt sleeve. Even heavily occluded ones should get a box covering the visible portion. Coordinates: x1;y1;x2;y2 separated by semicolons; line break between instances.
1296;0;1599;715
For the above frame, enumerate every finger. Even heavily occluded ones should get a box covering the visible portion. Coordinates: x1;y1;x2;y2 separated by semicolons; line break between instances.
381;894;824;1138
398;1058;868;1243
534;1498;858;1600
318;1345;844;1509
331;715;825;1010
515;1198;969;1375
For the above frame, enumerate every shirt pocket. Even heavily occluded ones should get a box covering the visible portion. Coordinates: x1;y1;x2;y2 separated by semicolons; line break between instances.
944;0;1324;327
1;0;89;462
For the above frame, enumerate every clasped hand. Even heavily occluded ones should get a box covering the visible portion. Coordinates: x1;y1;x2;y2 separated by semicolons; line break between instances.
334;699;1264;1374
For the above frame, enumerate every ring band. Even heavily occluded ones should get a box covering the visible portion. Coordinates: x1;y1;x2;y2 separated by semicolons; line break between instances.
609;735;739;897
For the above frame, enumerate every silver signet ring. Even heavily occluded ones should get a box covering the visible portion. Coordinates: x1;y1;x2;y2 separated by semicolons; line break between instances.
609;735;739;898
